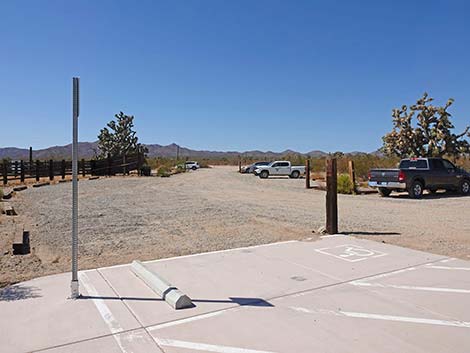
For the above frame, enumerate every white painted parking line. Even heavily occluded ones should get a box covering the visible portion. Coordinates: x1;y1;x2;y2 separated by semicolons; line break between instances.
425;265;470;271
354;267;417;281
80;273;157;353
153;337;277;353
351;281;470;294
289;306;470;329
342;312;470;328
79;273;124;335
148;311;226;331
315;244;387;262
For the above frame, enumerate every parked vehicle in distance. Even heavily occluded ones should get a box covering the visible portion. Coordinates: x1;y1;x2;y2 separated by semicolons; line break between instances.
242;161;271;174
255;161;305;179
184;161;200;170
368;157;470;198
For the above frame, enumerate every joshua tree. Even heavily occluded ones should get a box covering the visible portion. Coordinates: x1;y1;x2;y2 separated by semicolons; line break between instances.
97;112;147;158
381;93;470;158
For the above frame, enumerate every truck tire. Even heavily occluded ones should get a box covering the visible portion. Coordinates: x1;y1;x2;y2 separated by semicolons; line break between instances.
191;166;197;170
408;180;424;199
290;170;300;179
259;170;269;179
460;179;470;195
378;188;392;197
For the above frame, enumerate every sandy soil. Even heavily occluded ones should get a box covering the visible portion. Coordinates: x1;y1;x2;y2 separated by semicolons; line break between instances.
1;166;469;286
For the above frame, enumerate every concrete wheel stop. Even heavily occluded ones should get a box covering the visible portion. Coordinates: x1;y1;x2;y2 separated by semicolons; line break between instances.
131;260;194;310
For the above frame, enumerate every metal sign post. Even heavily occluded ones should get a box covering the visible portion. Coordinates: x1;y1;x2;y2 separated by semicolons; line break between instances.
71;77;80;299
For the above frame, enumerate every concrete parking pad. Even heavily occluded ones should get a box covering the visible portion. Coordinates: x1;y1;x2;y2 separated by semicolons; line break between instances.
1;236;469;353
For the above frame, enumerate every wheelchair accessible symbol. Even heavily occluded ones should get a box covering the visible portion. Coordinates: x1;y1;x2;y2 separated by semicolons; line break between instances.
315;244;388;262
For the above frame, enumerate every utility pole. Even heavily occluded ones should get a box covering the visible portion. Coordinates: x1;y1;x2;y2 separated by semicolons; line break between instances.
71;77;80;299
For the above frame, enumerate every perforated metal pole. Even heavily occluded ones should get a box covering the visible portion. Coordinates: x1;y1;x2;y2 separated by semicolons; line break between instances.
71;77;80;299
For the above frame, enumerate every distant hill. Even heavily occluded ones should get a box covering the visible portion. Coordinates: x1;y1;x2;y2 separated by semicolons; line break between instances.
0;142;376;160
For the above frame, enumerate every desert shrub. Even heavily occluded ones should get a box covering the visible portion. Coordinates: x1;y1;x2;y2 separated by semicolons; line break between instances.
198;160;211;168
0;188;3;199
157;166;171;177
337;174;354;194
173;165;185;174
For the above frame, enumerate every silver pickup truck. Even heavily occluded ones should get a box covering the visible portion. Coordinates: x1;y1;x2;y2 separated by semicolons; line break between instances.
255;161;305;179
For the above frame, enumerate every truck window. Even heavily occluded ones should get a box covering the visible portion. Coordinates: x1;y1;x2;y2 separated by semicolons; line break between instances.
431;159;445;170
442;160;455;170
399;159;428;169
278;162;289;167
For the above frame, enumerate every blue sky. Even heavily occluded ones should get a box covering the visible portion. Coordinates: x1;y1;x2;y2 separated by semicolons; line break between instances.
1;0;469;153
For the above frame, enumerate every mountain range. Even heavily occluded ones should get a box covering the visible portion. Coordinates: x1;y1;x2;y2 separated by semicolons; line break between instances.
0;142;376;160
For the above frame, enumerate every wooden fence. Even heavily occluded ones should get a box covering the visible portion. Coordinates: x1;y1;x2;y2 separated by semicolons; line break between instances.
1;153;144;185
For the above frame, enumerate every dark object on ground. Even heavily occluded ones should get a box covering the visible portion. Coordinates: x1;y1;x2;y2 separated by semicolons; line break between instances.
13;186;27;192
89;176;99;180
13;230;30;255
4;204;17;216
369;157;470;199
33;182;50;188
2;191;13;199
140;165;151;176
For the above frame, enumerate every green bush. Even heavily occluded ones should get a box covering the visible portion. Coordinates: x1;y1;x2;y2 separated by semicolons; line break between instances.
337;174;354;194
157;166;171;177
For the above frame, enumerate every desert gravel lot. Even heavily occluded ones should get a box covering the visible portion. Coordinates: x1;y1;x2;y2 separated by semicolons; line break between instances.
1;165;469;286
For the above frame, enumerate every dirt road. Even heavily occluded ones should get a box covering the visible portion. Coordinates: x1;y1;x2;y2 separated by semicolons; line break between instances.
1;166;469;286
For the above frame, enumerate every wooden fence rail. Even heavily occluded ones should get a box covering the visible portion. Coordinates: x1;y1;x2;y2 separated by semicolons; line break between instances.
1;153;144;185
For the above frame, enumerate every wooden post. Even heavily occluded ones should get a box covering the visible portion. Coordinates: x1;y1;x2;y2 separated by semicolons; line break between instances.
348;160;357;194
29;147;33;176
20;160;25;182
2;160;7;185
49;160;54;180
176;145;180;161
325;158;338;234
90;160;96;176
107;154;112;176
238;156;242;173
14;161;18;178
305;159;311;189
122;155;127;175
61;160;66;179
35;160;40;182
81;159;86;177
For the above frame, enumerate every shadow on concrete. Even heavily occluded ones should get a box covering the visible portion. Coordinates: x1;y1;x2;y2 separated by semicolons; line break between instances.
0;284;42;301
390;191;466;200
341;231;401;236
80;295;273;307
195;297;274;307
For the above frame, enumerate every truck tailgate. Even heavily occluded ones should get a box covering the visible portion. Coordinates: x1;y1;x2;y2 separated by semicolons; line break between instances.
369;169;400;182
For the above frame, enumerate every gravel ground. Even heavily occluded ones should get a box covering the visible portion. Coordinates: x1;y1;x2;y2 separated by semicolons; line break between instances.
1;166;470;286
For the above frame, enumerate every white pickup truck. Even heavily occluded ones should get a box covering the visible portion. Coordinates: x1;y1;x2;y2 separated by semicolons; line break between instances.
255;161;305;179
